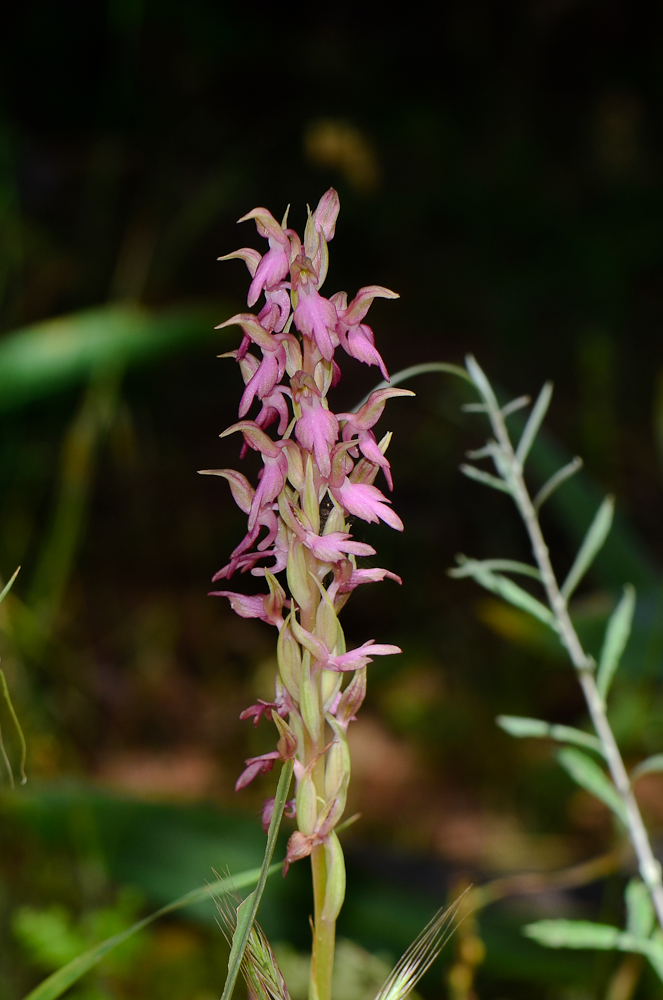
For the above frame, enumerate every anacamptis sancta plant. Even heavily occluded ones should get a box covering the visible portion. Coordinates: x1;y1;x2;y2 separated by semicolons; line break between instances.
202;190;457;1000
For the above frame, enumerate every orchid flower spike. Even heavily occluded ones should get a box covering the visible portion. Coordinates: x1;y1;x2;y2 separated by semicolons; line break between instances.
209;189;412;1000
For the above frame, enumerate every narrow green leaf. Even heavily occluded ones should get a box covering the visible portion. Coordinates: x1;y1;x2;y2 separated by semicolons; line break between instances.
21;865;277;1000
524;920;663;983
532;457;583;512
557;748;627;824
560;496;615;602
0;669;27;786
497;716;550;738
524;919;620;950
450;560;554;627
496;715;604;755
0;565;20;605
220;759;294;1000
625;879;655;940
458;464;511;494
596;585;636;701
631;753;663;782
452;559;541;581
0;303;223;412
516;381;553;466
502;395;531;417
465;355;500;412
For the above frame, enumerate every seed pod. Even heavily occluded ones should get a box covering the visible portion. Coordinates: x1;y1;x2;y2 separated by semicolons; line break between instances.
321;832;346;923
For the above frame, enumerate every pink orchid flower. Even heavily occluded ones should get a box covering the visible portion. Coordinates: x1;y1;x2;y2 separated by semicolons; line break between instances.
291;256;338;362
330;476;404;531
291;371;339;478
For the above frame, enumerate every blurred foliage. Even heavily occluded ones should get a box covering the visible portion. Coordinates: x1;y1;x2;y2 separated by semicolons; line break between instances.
1;1;663;998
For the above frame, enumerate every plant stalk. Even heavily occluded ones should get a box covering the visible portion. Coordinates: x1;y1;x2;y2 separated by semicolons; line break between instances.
485;393;663;929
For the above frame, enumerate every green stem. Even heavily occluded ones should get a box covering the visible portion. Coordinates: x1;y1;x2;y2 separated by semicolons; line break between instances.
310;844;335;1000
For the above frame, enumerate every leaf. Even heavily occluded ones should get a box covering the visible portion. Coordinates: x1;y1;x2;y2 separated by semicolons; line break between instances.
450;559;555;627
524;919;621;950
453;559;541;581
0;303;223;412
532;457;584;512
644;935;663;983
220;759;294;1000
0;565;20;605
524;919;663;984
465;355;500;412
596;585;636;701
501;395;531;417
631;754;663;782
458;464;511;494
496;715;604;756
560;496;615;602
516;381;553;466
625;879;655;940
557;748;627;824
21;864;278;1000
0;669;27;787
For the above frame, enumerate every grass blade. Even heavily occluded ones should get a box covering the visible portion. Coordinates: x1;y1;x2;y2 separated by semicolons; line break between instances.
21;865;278;1000
0;565;20;606
516;382;553;466
0;669;27;786
221;758;294;1000
596;584;636;701
0;303;223;412
560;496;615;602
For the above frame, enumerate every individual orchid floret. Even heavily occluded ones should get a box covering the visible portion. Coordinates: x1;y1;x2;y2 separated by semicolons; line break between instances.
291;371;339;478
209;585;286;629
337;387;414;489
328;564;402;603
291;256;338;362
220;422;289;529
300;530;376;565
235;750;282;791
330;477;404;531
326;640;401;672
236;207;291;307
216;312;280;355
333;286;398;380
240;678;294;728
